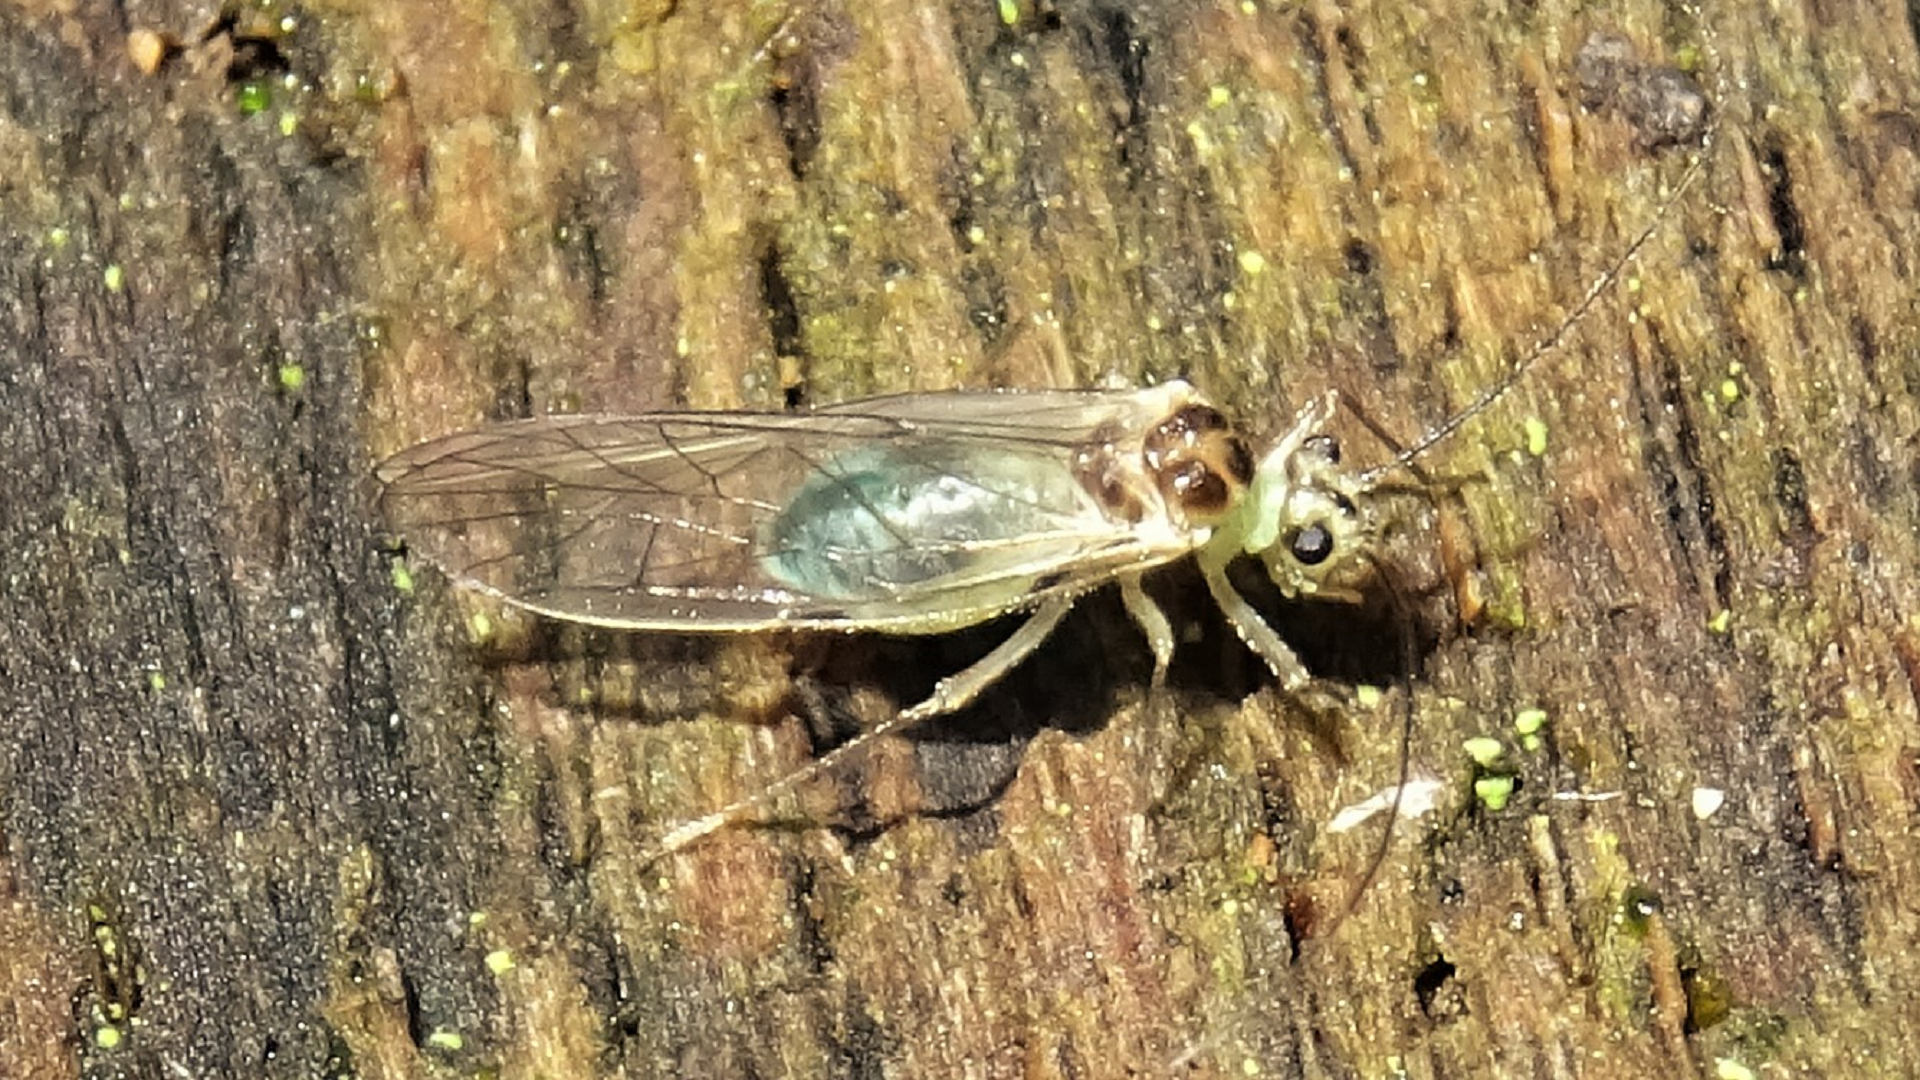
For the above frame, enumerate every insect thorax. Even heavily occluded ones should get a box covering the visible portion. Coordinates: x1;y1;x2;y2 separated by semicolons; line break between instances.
1071;396;1256;531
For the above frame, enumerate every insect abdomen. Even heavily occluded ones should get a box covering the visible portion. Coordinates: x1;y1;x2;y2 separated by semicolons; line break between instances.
760;441;1101;602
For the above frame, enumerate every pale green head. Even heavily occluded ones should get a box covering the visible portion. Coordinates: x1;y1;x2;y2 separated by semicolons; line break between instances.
1222;391;1373;602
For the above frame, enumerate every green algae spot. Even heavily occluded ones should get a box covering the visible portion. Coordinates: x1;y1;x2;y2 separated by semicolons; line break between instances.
103;264;124;292
1184;118;1214;157
236;81;271;116
1707;608;1731;635
95;1024;123;1049
426;1030;464;1051
1523;415;1549;457
1514;707;1547;752
390;561;415;595
484;948;515;976
997;0;1019;25
1473;775;1513;811
1462;736;1504;767
277;363;306;392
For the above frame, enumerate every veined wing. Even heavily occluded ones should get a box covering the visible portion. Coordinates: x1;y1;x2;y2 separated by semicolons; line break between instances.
376;382;1206;632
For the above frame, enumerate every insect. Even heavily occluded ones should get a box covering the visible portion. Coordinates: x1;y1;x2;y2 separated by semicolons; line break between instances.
378;158;1705;861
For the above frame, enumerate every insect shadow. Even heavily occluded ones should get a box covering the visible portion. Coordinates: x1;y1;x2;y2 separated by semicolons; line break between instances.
470;529;1436;851
767;543;1440;844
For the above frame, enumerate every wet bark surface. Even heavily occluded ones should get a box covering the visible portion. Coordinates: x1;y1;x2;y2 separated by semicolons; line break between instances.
4;2;1919;1078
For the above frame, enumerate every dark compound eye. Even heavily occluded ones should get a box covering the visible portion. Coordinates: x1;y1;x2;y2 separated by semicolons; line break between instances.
1303;434;1340;464
1289;523;1335;566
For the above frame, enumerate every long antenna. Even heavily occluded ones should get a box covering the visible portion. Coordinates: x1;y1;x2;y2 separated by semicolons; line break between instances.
1357;149;1712;489
1301;549;1420;949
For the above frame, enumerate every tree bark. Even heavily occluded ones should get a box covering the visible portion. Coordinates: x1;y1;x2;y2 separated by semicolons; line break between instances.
4;2;1918;1078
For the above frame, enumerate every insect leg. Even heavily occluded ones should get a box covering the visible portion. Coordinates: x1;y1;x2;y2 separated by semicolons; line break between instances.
644;597;1076;860
1198;558;1311;693
898;596;1075;721
1120;573;1174;688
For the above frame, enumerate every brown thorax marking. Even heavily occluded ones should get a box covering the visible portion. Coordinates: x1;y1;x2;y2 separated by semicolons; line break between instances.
1142;404;1255;527
1071;420;1151;525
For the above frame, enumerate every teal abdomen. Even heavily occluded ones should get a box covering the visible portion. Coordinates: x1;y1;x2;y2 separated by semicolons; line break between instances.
760;442;1087;602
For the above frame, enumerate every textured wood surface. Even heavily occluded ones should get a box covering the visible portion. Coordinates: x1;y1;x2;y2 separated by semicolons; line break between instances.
3;2;1919;1077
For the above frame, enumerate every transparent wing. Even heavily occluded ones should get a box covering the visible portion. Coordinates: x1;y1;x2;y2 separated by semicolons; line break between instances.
376;384;1203;632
